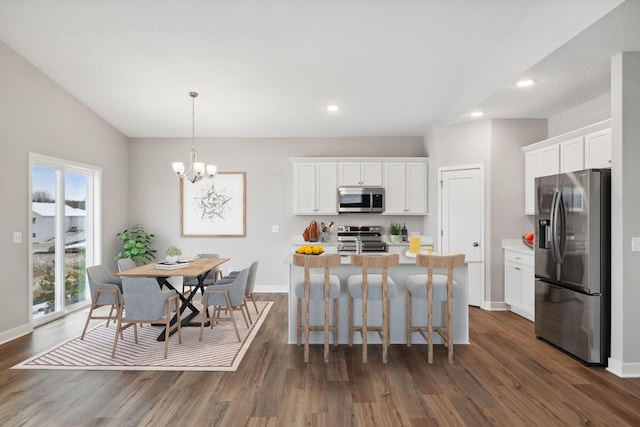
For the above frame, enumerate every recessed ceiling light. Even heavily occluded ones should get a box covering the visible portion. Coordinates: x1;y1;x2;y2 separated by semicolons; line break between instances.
326;104;340;113
516;79;535;87
470;111;484;118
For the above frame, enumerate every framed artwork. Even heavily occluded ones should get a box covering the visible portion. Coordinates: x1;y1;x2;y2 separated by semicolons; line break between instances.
181;172;246;237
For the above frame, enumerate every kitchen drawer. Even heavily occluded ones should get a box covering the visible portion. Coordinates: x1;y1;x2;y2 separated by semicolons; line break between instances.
504;251;533;266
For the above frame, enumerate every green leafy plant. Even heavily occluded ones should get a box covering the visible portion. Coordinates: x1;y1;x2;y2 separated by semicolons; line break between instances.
389;221;402;235
164;245;182;256
115;224;156;265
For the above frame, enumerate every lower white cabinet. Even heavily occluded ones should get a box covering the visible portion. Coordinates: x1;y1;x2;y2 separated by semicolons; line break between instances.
504;249;534;321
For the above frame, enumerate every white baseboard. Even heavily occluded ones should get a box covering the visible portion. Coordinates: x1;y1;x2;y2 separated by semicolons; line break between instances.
481;301;510;311
0;323;32;346
607;357;640;378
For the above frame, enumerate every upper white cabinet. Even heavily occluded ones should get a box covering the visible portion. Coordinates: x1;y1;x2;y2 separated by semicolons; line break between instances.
585;128;612;169
383;161;427;215
522;120;611;215
292;161;338;215
338;161;382;186
524;144;559;215
560;136;584;173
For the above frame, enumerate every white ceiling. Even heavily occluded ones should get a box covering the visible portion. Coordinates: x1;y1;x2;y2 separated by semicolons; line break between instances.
0;0;636;138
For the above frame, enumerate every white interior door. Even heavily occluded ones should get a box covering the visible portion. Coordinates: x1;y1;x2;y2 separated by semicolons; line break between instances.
439;166;483;307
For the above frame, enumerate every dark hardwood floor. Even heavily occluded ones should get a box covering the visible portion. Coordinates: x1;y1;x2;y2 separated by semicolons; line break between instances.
1;293;639;426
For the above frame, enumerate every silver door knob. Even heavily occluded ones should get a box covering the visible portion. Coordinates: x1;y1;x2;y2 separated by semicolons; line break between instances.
472;242;479;247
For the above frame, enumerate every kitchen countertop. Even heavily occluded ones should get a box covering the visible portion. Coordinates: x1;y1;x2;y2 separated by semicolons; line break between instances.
502;238;534;255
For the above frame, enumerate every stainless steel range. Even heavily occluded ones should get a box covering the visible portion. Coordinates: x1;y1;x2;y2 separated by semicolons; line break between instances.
337;225;387;253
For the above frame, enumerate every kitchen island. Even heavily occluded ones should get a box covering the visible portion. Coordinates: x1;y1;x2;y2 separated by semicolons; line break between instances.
286;249;469;346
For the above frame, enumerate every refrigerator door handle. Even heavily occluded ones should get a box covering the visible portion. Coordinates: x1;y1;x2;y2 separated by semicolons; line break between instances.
557;192;567;264
549;190;560;263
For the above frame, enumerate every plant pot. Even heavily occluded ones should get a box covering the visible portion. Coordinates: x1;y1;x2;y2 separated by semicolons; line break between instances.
166;255;179;264
390;235;401;243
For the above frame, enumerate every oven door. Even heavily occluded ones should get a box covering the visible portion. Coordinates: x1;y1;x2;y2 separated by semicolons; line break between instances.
338;187;384;213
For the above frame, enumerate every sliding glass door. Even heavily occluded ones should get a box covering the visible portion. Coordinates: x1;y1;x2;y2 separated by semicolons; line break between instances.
30;154;99;324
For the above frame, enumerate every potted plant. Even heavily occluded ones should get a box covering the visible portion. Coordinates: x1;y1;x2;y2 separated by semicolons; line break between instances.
389;221;402;243
115;224;157;265
164;245;182;264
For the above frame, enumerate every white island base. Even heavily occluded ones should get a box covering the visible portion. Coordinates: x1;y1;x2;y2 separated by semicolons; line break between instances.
287;255;469;346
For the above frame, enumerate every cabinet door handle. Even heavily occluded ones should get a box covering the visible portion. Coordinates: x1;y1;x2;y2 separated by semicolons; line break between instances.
515;256;521;260
515;267;521;271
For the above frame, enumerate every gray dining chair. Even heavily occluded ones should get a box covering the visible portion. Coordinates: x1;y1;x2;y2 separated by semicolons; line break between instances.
215;260;259;323
112;277;181;359
81;265;123;340
183;253;222;294
200;268;249;342
117;258;136;272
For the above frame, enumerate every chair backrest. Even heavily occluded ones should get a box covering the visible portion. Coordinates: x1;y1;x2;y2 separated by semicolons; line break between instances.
86;265;122;303
227;268;249;306
350;253;399;270
244;260;259;294
349;254;399;298
415;253;465;293
117;258;136;272
122;277;173;321
293;254;340;296
199;253;220;279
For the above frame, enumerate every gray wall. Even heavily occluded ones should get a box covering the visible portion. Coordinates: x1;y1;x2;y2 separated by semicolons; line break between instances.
128;137;426;291
0;41;129;343
547;92;610;137
425;119;546;305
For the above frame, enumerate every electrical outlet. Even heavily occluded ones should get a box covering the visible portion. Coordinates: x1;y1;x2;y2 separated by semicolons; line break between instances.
13;232;22;243
632;237;640;252
272;225;280;233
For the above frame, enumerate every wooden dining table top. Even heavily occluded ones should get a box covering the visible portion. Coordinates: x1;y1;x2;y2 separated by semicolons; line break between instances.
114;257;230;278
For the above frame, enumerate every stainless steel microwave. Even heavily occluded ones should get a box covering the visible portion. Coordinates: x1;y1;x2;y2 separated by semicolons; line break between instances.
337;186;384;213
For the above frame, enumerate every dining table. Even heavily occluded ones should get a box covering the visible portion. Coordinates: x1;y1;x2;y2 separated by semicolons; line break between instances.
115;257;230;341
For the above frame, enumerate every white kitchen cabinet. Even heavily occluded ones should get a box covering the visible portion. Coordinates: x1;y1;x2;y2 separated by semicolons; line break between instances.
338;161;382;186
524;144;559;215
383;161;427;215
560;136;584;173
504;249;534;321
585;128;612;169
523;120;611;215
292;162;338;215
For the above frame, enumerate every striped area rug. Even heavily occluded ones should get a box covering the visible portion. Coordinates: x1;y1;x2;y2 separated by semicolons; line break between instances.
13;300;273;371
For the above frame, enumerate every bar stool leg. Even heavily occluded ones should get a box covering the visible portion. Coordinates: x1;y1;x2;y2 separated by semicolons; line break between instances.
406;291;412;347
304;287;310;363
447;285;454;363
382;295;389;363
333;298;339;347
324;290;330;363
428;279;434;364
362;296;368;364
296;298;302;346
348;294;354;346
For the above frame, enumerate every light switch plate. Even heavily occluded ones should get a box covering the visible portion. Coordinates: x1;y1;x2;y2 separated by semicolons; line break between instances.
632;237;640;252
13;231;22;243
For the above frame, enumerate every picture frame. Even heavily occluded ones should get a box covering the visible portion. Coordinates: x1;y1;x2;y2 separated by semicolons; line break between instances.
181;172;246;237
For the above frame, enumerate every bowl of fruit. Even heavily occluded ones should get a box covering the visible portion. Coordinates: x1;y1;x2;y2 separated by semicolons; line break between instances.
522;232;534;249
295;245;324;255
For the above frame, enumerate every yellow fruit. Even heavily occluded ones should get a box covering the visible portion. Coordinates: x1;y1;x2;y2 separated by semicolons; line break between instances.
312;246;321;254
304;246;313;254
296;247;305;254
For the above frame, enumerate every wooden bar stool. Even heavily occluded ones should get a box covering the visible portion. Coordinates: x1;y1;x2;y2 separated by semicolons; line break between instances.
347;253;399;364
293;253;342;363
406;253;465;363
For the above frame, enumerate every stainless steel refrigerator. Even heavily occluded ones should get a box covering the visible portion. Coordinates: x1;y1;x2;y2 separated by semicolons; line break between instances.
534;168;610;365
